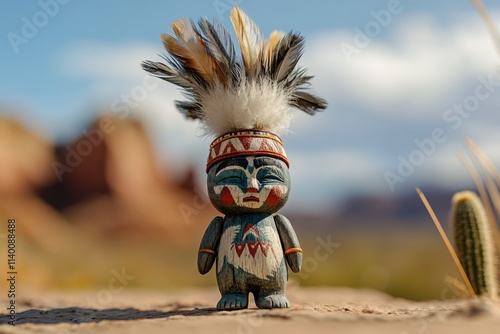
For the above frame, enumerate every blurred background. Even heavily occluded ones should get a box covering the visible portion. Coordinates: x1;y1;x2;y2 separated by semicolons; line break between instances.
0;0;499;300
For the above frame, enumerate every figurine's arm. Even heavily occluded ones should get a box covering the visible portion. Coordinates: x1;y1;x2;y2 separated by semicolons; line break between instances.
197;216;224;275
274;214;302;273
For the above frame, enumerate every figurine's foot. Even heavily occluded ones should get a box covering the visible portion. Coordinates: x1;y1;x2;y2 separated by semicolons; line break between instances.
217;294;248;310
255;293;290;309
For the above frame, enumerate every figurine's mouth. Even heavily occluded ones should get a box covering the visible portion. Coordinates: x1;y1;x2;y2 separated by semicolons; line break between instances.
243;196;260;203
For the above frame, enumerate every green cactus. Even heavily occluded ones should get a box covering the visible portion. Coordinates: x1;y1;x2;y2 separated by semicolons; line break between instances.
450;191;498;299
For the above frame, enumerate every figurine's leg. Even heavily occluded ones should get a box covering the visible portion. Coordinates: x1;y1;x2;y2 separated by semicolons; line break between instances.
255;292;290;309
216;263;248;310
254;262;290;309
217;293;248;310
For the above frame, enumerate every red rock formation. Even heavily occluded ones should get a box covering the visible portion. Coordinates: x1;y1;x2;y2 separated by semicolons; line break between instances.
1;115;216;250
0;118;56;194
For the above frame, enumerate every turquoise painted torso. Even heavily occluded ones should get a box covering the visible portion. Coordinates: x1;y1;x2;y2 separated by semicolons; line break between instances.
217;213;284;280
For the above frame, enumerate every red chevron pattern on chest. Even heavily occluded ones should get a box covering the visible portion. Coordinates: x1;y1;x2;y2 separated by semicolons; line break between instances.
232;241;271;257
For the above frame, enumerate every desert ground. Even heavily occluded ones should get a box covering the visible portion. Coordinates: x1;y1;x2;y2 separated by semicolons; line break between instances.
1;286;500;334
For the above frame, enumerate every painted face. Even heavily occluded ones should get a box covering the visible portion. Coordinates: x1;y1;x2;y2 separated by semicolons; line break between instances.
207;156;290;214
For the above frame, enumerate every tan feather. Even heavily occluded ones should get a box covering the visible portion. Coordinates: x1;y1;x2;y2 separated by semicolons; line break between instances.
162;19;216;83
265;30;285;70
230;6;263;78
171;18;197;42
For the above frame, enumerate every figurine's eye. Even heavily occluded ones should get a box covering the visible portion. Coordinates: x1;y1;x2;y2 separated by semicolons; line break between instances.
216;169;245;185
258;168;285;184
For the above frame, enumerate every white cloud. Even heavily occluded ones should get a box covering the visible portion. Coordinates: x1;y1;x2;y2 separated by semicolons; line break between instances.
415;135;500;192
303;13;500;117
57;41;159;81
382;120;500;193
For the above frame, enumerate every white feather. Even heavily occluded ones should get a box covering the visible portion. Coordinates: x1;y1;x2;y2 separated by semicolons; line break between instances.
200;79;294;136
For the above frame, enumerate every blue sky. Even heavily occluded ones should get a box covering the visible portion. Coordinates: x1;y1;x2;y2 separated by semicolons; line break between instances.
1;0;500;211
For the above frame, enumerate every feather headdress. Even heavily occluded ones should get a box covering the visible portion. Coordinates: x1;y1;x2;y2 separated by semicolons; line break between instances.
142;7;327;137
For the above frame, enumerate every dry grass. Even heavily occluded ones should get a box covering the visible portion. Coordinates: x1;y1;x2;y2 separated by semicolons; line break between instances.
416;188;476;298
417;139;500;300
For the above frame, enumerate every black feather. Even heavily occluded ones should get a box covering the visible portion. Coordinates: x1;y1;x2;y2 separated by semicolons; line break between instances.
267;32;304;83
292;91;327;115
175;100;204;120
283;67;313;89
141;60;194;89
198;17;238;84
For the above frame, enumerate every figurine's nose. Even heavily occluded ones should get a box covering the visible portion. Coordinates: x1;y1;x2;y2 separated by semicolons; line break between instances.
246;178;259;193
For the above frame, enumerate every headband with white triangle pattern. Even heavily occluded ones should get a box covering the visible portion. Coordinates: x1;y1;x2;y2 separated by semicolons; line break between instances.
206;130;288;172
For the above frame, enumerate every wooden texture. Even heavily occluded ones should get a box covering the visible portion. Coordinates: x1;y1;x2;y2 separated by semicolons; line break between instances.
200;155;301;310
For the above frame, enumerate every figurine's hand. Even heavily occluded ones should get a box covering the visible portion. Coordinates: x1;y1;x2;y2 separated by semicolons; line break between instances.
197;216;224;275
284;250;302;273
274;214;302;273
198;251;216;275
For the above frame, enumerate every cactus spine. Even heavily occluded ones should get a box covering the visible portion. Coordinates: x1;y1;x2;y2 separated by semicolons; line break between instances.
450;191;498;299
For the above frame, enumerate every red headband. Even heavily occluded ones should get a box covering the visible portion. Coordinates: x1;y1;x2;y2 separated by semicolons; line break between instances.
206;130;289;172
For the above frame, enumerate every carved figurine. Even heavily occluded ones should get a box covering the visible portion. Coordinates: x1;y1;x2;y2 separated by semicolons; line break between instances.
143;7;326;310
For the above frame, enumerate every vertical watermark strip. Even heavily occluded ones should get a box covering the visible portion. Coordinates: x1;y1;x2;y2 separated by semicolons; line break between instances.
6;218;17;326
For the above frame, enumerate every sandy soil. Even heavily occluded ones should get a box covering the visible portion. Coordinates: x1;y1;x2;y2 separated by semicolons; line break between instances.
1;287;500;334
